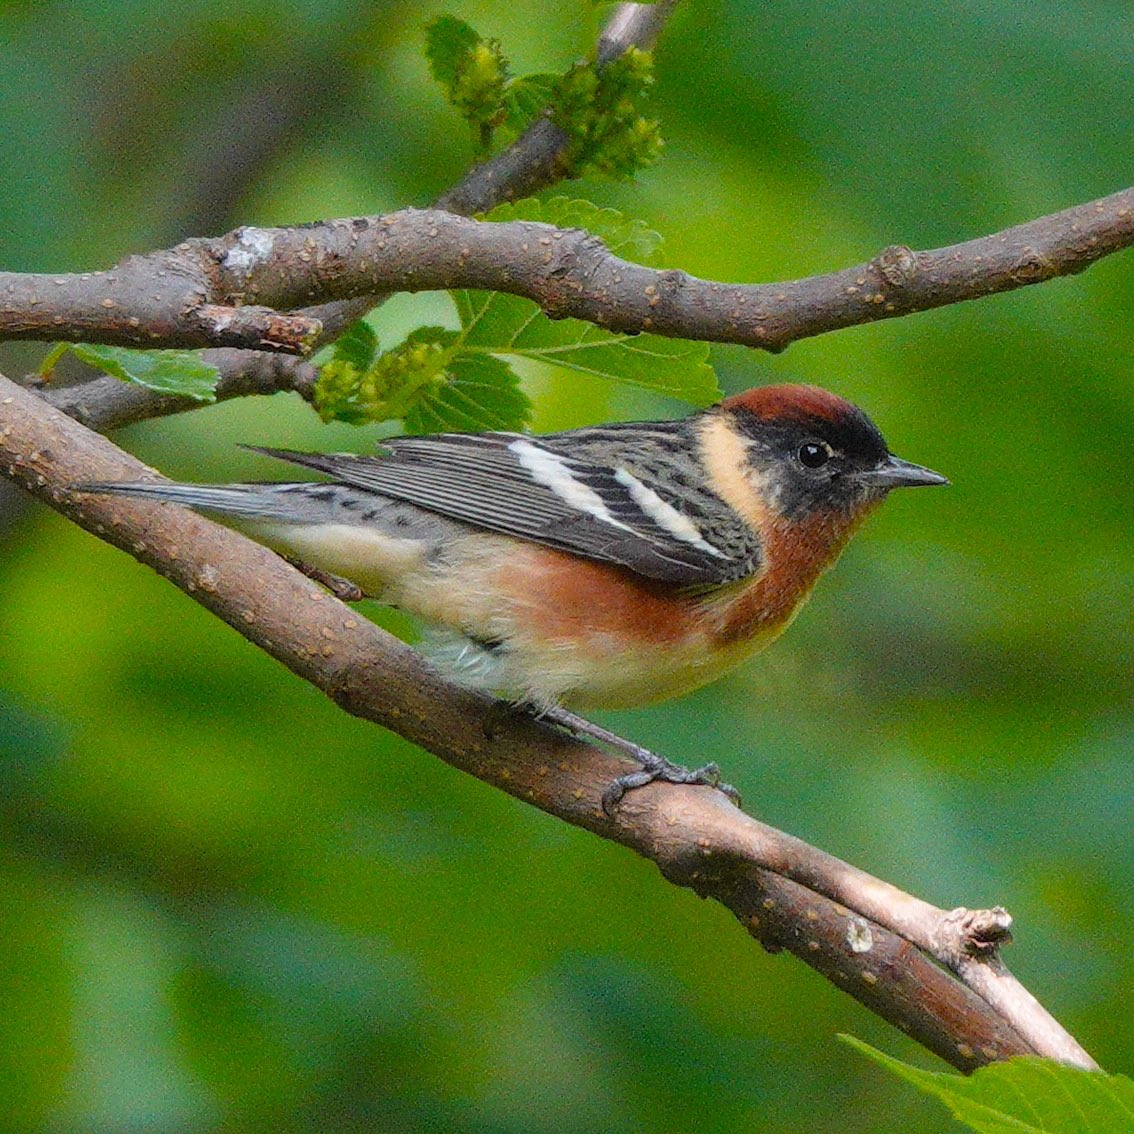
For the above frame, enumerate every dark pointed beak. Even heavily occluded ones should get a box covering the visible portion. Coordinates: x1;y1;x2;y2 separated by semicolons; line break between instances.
857;454;949;489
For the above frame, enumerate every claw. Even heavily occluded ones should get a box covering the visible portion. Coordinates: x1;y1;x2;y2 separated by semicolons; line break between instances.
598;751;742;816
536;704;741;813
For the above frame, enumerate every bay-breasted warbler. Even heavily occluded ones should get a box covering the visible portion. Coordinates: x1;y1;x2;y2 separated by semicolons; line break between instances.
82;383;945;804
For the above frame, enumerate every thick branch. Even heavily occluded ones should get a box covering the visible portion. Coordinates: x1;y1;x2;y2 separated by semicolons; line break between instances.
5;188;1134;356
0;371;1095;1072
0;244;326;350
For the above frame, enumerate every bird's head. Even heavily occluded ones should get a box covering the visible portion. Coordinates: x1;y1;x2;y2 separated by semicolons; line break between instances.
694;383;947;639
708;383;946;528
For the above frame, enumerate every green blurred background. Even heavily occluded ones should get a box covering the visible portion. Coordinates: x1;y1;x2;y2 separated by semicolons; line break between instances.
2;1;1132;1130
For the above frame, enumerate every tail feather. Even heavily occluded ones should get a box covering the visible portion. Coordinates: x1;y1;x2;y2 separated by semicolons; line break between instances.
74;481;332;522
76;479;456;599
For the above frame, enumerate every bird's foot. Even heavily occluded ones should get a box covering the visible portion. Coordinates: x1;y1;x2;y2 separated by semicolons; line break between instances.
600;753;741;816
538;706;741;815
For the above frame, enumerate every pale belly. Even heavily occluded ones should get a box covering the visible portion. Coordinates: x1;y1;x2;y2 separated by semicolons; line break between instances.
526;629;781;710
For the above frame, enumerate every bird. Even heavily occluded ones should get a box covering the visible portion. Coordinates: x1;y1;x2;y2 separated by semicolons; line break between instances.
79;383;946;808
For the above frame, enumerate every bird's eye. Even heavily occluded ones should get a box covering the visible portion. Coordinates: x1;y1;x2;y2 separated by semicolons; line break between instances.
797;441;833;469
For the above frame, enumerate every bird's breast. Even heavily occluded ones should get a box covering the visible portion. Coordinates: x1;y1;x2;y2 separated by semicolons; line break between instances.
464;543;778;709
710;504;874;644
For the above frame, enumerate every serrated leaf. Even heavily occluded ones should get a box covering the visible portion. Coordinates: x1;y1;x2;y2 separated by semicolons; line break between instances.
451;289;719;405
500;73;557;135
404;351;530;435
331;320;379;372
456;200;708;402
68;344;219;402
424;15;480;89
482;196;663;263
843;1036;1134;1134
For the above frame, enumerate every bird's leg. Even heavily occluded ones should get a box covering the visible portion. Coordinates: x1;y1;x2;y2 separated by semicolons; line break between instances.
280;554;366;603
538;705;741;815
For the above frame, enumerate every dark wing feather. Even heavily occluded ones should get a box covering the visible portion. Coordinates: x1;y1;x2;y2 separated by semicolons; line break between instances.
247;433;754;587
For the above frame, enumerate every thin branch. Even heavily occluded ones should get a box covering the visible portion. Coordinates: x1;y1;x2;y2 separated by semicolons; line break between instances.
5;187;1134;356
436;0;680;216
595;0;679;64
35;348;317;433
322;1;680;332
0;371;1096;1072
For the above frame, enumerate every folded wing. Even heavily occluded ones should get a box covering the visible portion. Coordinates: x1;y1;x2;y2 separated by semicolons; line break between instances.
250;430;757;587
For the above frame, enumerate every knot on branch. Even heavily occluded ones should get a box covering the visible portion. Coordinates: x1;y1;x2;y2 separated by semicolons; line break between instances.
649;268;690;312
871;243;920;289
1009;246;1057;283
935;905;1014;966
218;226;279;284
194;305;323;354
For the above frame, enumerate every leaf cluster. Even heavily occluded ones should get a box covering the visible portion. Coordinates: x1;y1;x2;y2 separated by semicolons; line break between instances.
425;15;556;157
424;14;661;177
312;321;528;434
551;48;663;180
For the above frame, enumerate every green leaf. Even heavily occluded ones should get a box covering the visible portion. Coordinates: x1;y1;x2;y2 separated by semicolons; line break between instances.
482;196;663;263
331;319;379;372
451;288;719;405
843;1036;1134;1134
500;73;557;136
68;344;220;402
404;351;530;435
423;16;480;89
455;199;714;404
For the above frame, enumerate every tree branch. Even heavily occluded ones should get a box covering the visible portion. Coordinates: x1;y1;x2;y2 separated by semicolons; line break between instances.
34;348;317;432
6;187;1134;357
435;0;680;216
23;1;682;431
0;371;1096;1072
